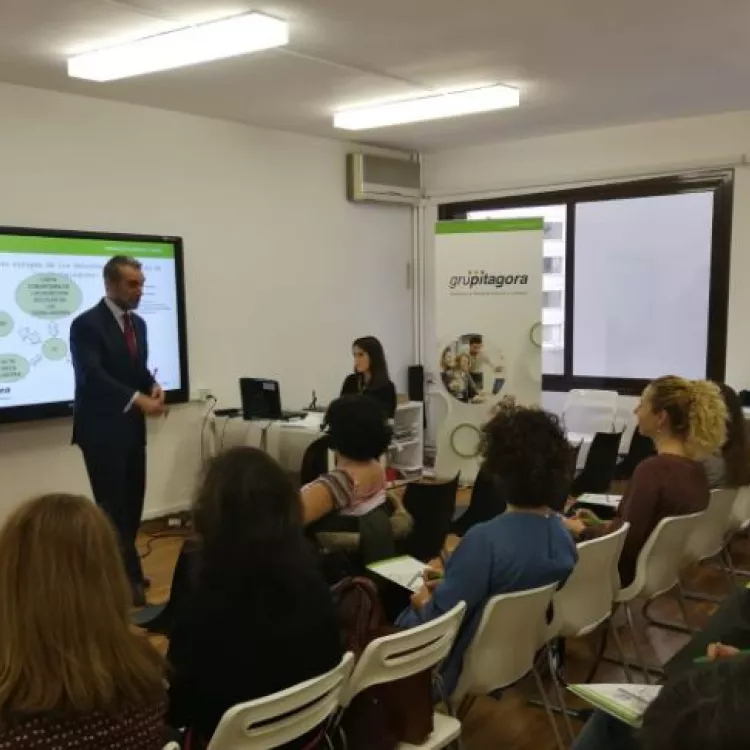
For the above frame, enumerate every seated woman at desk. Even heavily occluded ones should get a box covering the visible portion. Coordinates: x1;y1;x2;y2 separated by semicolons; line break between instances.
340;336;397;419
397;404;578;697
301;395;412;563
570;376;727;588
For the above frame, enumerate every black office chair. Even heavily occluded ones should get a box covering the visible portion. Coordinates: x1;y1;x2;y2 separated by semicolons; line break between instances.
451;468;507;537
569;440;583;477
570;431;623;497
402;474;460;562
300;435;330;486
613;428;655;480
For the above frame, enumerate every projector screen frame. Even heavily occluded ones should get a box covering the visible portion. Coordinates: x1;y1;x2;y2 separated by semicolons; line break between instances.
0;225;190;425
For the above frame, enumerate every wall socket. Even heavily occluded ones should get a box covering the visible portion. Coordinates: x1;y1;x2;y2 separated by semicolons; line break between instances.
190;387;212;402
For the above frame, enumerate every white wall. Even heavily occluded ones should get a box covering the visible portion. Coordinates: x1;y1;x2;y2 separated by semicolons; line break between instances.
0;82;413;523
423;110;750;402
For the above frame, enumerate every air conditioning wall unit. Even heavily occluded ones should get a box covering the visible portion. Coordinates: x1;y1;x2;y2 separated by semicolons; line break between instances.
347;152;421;206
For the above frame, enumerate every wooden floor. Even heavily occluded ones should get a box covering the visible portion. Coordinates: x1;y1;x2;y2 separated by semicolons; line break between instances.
138;527;750;750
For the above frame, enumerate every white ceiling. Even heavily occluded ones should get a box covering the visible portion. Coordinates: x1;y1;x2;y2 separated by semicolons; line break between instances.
2;0;750;151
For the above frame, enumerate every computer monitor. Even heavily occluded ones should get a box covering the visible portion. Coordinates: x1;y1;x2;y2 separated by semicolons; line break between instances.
239;378;283;421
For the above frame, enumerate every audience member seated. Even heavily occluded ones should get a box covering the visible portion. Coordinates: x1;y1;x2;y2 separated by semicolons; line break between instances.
0;494;166;750
573;646;750;750
701;383;750;489
641;656;750;750
302;395;412;563
396;405;578;696
340;335;397;419
167;447;342;749
570;376;727;587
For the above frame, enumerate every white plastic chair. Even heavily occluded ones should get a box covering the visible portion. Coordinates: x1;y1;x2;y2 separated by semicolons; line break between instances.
678;488;738;605
563;389;618;436
206;652;354;750
451;583;568;750
341;602;466;750
531;526;631;726
684;488;738;566
551;523;630;660
615;512;705;682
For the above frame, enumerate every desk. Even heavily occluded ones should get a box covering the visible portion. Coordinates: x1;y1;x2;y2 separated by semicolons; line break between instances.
207;402;425;477
208;413;324;473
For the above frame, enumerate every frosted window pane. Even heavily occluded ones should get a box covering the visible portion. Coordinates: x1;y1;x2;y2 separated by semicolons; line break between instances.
573;192;714;380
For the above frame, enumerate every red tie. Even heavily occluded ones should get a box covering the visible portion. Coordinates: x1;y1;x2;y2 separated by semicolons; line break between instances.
123;313;137;361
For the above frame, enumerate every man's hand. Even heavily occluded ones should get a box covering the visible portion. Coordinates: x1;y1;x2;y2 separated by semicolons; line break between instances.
151;383;165;403
135;393;168;416
706;643;740;661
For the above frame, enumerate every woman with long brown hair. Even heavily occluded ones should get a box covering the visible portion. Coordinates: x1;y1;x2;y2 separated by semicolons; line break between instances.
702;383;750;488
0;493;166;749
167;447;342;749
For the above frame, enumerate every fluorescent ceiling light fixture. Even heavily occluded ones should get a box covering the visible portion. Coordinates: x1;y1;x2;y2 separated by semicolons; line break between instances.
68;12;288;82
333;84;520;130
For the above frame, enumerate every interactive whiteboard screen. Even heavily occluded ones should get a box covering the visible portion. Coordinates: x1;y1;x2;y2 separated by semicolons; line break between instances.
0;227;189;424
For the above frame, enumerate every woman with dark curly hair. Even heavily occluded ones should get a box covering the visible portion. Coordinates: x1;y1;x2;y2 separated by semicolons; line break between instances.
301;396;412;562
396;405;578;697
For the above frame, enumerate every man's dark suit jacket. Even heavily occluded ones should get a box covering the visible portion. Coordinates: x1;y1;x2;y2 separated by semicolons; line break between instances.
69;299;154;449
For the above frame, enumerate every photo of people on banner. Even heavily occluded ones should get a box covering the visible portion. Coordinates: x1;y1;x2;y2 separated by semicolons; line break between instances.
440;334;506;404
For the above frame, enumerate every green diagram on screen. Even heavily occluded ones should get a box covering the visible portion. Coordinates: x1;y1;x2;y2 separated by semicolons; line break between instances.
0;274;82;384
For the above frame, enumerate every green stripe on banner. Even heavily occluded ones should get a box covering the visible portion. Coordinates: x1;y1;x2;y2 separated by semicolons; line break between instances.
0;234;175;259
436;218;544;234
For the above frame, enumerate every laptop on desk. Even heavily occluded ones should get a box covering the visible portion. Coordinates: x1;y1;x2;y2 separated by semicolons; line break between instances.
239;378;306;421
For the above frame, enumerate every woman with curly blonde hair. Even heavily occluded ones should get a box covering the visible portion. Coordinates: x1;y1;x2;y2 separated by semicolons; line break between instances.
0;494;166;749
572;376;727;587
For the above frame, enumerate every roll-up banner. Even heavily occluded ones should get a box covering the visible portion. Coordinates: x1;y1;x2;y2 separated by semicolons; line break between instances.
433;218;544;482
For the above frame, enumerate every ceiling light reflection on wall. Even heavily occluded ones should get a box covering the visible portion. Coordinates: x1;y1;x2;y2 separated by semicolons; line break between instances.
333;84;520;130
68;12;289;82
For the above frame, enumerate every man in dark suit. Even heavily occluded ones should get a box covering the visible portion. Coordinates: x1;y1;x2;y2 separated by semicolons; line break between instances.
70;255;167;606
